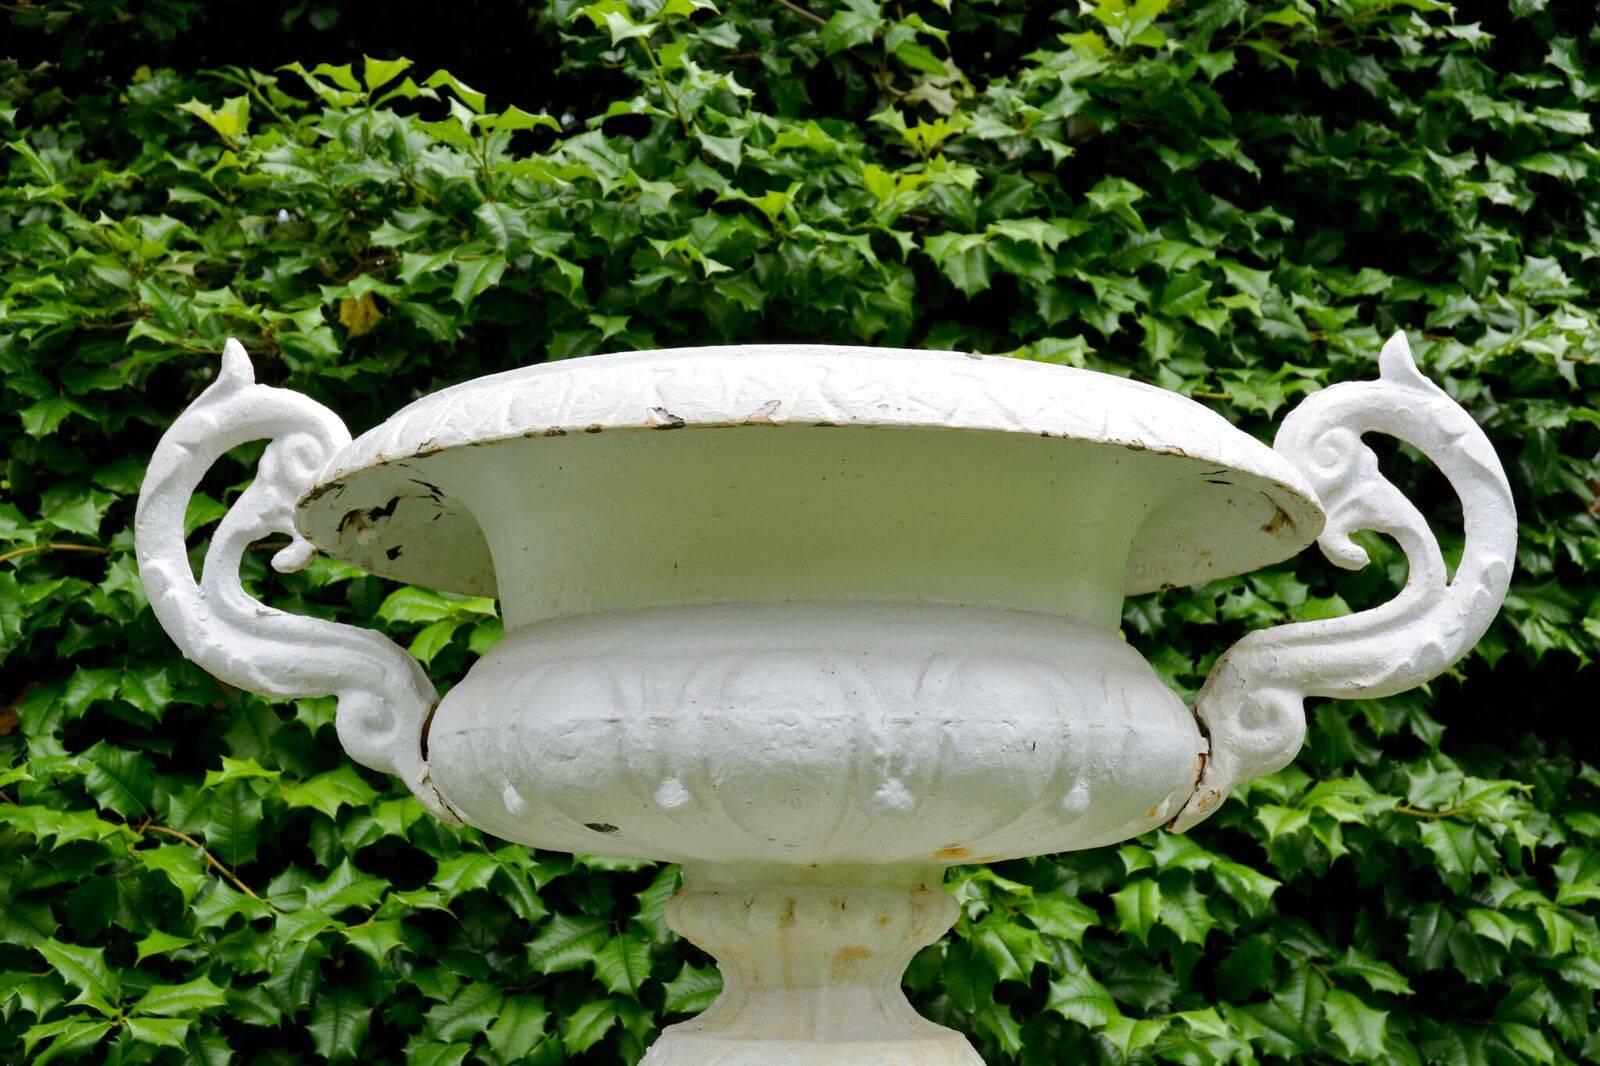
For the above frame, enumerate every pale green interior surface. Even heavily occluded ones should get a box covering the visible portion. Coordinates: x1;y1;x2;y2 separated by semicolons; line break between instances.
423;425;1193;632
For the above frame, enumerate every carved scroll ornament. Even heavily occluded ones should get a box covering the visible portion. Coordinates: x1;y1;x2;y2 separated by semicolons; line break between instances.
134;341;458;821
1172;333;1516;831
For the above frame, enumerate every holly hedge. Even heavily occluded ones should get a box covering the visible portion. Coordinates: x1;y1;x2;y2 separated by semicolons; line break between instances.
2;0;1598;1062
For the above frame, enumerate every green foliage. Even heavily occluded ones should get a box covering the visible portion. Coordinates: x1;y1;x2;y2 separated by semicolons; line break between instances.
4;0;1600;1062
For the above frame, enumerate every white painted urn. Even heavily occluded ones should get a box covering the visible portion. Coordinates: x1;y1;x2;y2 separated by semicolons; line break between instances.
135;334;1514;1064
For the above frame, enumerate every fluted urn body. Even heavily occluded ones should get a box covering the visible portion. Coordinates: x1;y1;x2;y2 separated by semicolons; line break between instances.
137;338;1514;1064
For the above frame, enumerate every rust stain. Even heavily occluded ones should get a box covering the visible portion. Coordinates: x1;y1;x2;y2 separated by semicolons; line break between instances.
836;945;871;962
1260;505;1292;535
830;944;873;981
933;845;970;861
778;896;797;990
1259;493;1299;535
300;479;348;505
1165;751;1210;831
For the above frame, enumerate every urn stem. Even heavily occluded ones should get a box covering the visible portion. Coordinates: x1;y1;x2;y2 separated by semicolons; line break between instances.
645;863;980;1065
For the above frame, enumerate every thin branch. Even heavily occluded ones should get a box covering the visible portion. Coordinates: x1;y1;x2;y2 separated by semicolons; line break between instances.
0;542;112;565
777;0;827;26
1394;804;1469;820
141;823;277;909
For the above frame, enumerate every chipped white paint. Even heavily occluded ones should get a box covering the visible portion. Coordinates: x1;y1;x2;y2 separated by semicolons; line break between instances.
1171;333;1517;831
135;333;1511;1064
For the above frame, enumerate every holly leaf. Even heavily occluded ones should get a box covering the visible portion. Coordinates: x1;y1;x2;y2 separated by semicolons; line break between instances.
308;986;372;1062
35;938;120;1015
529;914;610;974
1322;988;1388;1060
1111;879;1161;943
132;976;229;1017
662;962;721;1015
592;932;652;995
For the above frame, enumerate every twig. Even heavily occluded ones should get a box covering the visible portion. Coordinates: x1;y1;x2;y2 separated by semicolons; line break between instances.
141;823;276;909
777;0;827;26
0;542;112;565
1394;804;1468;820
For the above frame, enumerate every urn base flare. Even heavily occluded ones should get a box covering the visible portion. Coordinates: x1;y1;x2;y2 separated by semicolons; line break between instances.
645;864;979;1065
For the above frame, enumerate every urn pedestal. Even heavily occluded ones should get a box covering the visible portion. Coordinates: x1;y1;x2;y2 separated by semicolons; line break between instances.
136;336;1514;1063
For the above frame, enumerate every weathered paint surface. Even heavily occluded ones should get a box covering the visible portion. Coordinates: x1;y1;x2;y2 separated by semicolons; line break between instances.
425;602;1205;865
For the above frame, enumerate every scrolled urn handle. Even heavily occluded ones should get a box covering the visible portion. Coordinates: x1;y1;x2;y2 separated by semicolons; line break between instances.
1171;332;1516;832
135;340;459;822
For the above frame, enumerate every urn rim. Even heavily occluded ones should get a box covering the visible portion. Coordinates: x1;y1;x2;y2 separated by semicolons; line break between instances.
294;344;1325;597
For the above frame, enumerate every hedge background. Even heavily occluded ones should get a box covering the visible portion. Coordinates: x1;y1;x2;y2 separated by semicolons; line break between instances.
3;0;1599;1062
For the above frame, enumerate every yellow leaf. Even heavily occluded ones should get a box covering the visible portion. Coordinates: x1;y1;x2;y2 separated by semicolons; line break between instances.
338;294;384;337
177;95;251;141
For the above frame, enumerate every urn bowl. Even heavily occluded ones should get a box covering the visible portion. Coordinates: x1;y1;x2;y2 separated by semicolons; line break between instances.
292;345;1326;865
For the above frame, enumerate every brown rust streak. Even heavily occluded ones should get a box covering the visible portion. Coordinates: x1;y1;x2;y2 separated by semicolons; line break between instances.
1165;750;1209;831
1258;493;1299;536
831;944;872;979
778;896;797;990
